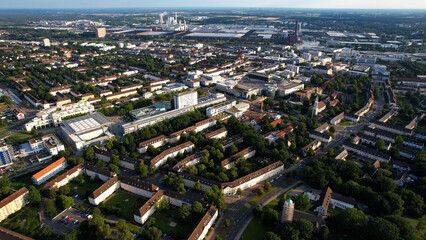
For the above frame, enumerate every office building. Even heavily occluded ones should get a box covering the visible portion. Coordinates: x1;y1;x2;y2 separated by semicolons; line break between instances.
42;38;50;47
174;91;198;109
0;142;13;168
96;28;106;38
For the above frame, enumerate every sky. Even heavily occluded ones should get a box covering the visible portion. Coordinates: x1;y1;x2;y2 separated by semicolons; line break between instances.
0;0;425;9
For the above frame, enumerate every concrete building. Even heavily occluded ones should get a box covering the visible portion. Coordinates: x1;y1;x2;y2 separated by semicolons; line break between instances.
96;28;106;38
281;199;295;223
0;227;34;240
120;177;159;199
84;164;116;182
23;134;65;160
89;176;120;205
330;112;344;125
172;150;208;173
60;113;114;151
137;135;168;154
122;94;226;135
371;120;412;136
32;157;67;185
25;101;95;131
0;187;29;222
205;127;228;140
0;142;13;169
206;101;236;117
174;91;198;109
43;38;50;47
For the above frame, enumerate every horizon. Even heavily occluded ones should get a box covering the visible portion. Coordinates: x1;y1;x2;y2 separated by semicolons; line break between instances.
0;0;425;10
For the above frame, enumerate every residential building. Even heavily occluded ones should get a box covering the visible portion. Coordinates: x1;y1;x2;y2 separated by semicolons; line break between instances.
120;177;159;199
330;112;344;125
0;227;34;240
137;135;168;154
84;163;116;182
187;206;218;240
302;139;322;155
0;187;29;222
89;176;120;205
45;164;83;190
371;120;412;136
309;131;332;143
23;134;65;160
134;190;164;225
205;127;227;140
343;141;391;162
32;157;67;185
150;141;194;168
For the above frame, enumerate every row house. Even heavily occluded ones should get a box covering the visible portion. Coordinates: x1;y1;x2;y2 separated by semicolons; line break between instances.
150;142;194;168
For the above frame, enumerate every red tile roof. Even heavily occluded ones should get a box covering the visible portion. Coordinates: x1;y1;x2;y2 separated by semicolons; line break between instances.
32;157;67;181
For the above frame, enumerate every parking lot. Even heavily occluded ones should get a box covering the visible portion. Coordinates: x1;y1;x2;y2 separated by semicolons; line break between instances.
48;207;90;235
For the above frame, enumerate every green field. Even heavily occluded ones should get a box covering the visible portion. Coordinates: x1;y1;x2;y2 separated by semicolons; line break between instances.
240;218;272;240
68;176;104;198
103;191;146;221
151;208;195;239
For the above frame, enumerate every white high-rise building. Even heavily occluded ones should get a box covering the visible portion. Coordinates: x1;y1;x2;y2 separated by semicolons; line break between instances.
43;38;50;47
174;91;198;109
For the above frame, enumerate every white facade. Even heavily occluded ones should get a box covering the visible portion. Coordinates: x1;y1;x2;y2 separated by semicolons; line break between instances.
206;101;236;117
174;91;198;109
88;181;120;205
32;160;67;185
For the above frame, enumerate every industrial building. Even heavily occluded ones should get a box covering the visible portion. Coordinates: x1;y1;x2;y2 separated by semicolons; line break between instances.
60;113;114;151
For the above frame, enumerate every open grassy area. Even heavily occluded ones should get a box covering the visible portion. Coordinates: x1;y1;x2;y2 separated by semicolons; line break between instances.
103;191;146;221
10;171;37;190
338;120;351;126
248;187;276;205
240;218;272;240
151;208;195;239
68;176;104;198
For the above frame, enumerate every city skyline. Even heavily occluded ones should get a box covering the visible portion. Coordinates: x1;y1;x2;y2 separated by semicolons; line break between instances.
0;0;425;9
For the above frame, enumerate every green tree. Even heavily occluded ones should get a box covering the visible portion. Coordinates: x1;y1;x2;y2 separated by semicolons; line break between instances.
366;217;399;240
376;139;385;150
62;229;78;240
110;154;120;165
254;204;263;218
179;205;191;222
136;163;149;178
109;164;121;174
119;229;134;240
263;207;278;224
236;188;243;196
193;181;202;192
56;195;74;209
191;201;203;215
28;186;41;206
204;185;226;211
293;193;311;211
294;219;313;240
84;147;95;161
264;232;280;240
143;226;162;240
45;199;57;218
264;182;272;192
395;135;404;145
58;185;71;196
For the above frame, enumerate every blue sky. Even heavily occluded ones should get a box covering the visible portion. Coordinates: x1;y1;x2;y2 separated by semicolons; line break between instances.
0;0;425;9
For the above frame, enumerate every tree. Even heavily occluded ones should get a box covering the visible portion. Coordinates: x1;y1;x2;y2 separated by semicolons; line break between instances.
109;164;121;174
396;135;404;145
0;177;11;197
191;201;203;215
328;208;368;237
143;226;162;240
399;189;424;217
84;147;95;161
264;232;280;240
254;204;263;218
28;186;41;206
193;181;202;192
366;217;399;240
294;219;314;240
110;154;120;165
281;223;300;240
293;193;311;211
236;188;243;196
56;195;74;209
45;199;57;218
263;207;278;224
116;219;128;231
205;185;226;211
58;185;71;196
62;229;78;240
264;182;272;192
119;229;134;240
319;226;329;240
95;160;105;168
157;199;170;211
136;163;149;178
376;139;385;150
179;205;191;222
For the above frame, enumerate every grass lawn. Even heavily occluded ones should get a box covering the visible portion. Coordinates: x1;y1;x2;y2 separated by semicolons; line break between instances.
68;176;104;198
151;208;195;239
103;191;146;221
248;188;276;205
10;172;37;190
240;218;272;240
338;121;351;126
7;131;32;140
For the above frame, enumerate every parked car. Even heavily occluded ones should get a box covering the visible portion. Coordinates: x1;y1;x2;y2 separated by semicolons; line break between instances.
73;220;79;225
